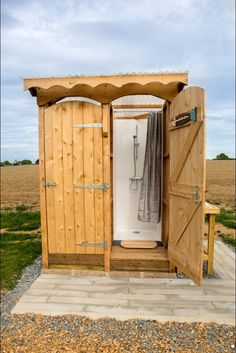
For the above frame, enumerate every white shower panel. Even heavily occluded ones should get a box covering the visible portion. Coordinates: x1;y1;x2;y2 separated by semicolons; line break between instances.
113;119;162;241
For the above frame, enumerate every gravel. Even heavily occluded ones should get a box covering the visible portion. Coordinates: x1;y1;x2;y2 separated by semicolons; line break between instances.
177;262;221;280
1;257;235;352
1;256;41;327
1;314;235;352
177;271;220;280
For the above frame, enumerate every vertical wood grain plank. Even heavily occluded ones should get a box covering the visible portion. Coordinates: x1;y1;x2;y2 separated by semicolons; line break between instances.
188;88;199;262
83;103;96;254
162;102;170;247
38;105;48;268
207;214;215;274
73;102;85;254
103;104;112;271
62;102;75;253
44;105;56;253
110;107;114;242
197;88;206;280
94;104;104;255
53;104;65;253
179;89;190;255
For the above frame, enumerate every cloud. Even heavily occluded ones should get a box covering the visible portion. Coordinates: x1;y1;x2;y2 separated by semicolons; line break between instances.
1;0;235;161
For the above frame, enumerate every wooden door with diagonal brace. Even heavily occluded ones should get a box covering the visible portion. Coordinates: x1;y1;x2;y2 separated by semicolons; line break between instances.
168;87;206;285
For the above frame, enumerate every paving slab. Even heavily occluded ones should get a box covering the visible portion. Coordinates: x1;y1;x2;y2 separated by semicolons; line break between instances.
12;241;235;325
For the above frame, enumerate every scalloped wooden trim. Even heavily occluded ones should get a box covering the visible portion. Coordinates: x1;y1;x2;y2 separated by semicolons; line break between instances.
32;81;186;106
24;72;188;91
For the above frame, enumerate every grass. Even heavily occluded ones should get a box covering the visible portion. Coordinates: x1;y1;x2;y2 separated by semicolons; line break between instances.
0;205;42;291
0;232;41;290
15;204;30;212
0;208;40;231
215;208;236;229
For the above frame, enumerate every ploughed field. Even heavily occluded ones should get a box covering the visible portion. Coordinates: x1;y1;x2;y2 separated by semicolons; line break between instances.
1;165;40;209
206;160;235;208
1;160;235;209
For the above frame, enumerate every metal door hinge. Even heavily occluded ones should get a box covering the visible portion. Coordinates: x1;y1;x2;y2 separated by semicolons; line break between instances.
73;123;103;128
192;186;200;204
74;183;109;191
43;180;57;188
76;241;107;249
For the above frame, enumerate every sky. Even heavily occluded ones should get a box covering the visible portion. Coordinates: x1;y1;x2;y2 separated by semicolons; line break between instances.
1;0;235;162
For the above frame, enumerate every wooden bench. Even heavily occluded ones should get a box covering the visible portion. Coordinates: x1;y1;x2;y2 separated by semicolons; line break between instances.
204;202;220;274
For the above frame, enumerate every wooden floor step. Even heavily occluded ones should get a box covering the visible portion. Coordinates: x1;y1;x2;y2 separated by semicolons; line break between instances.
111;245;170;272
111;259;169;272
111;252;168;261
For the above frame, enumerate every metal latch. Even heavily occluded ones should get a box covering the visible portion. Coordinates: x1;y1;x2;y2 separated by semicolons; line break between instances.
73;123;103;128
192;186;200;204
43;180;57;188
76;241;107;249
74;183;109;191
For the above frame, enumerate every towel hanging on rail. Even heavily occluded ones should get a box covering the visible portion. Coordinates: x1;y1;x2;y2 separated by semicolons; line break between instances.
138;111;162;224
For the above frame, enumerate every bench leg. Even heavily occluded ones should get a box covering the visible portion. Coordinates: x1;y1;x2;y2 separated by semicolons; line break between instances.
207;214;215;274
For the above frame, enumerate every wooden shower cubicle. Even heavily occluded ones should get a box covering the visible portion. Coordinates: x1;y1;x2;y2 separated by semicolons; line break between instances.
24;72;206;285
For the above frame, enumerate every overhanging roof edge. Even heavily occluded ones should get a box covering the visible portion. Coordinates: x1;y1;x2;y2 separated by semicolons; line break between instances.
24;72;188;93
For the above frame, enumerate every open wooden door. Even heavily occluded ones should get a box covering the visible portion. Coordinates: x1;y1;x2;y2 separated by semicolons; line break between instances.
168;87;206;285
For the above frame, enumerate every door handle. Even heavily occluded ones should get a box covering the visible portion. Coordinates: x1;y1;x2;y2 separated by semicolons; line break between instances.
192;186;200;204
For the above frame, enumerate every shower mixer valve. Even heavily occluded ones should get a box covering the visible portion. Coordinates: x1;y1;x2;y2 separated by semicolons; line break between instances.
129;176;143;181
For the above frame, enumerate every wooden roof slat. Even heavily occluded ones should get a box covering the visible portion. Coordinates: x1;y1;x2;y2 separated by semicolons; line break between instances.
23;72;188;106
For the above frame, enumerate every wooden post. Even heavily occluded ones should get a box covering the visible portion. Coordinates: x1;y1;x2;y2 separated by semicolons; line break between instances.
207;214;216;274
162;102;170;247
38;106;49;268
102;104;112;272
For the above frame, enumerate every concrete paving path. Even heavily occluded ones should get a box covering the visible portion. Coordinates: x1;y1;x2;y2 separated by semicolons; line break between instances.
12;241;235;325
